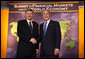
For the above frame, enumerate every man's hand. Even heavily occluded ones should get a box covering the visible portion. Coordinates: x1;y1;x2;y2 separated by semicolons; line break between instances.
54;49;59;56
30;38;37;44
36;49;39;55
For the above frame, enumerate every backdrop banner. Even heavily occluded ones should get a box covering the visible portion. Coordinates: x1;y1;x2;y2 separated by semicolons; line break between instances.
7;1;79;58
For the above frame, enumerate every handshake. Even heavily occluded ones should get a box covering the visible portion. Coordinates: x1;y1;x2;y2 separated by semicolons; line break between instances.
30;38;37;44
30;38;39;54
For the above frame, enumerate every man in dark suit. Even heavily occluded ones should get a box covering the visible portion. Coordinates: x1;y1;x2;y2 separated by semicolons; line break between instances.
16;9;39;58
39;10;61;58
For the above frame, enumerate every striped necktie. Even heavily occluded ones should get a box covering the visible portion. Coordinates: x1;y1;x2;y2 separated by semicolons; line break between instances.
43;22;47;36
29;22;33;34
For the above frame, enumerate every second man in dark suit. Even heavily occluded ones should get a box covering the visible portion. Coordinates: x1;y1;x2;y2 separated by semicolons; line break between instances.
39;10;61;58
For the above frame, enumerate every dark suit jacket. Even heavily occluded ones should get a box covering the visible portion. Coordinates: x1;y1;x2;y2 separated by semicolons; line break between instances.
16;19;39;58
40;20;61;56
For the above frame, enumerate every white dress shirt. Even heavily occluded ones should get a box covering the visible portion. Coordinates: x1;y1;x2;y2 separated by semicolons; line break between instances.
43;19;50;31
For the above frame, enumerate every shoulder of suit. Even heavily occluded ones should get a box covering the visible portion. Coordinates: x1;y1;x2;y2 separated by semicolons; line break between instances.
40;23;44;27
50;20;59;24
18;19;26;23
32;21;38;25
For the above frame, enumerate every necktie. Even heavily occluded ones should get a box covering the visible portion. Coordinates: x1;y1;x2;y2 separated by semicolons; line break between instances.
43;22;47;36
29;22;33;34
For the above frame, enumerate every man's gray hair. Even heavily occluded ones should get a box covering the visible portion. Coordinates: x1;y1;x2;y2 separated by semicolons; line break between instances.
25;8;33;13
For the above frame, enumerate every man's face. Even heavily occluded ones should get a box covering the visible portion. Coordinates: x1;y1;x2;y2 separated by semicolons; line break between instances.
25;11;33;20
42;11;50;21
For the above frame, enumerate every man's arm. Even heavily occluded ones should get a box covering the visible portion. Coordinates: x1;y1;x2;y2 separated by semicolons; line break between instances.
34;23;40;54
54;22;61;55
54;22;61;49
39;24;43;43
35;24;40;49
17;21;31;43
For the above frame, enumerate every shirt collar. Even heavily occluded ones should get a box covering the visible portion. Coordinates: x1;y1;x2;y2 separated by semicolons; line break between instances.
26;19;32;23
45;19;50;24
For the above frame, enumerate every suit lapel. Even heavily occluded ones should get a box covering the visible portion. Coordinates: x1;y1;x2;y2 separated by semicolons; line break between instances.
25;19;30;28
33;21;36;29
41;23;44;37
25;19;31;34
32;21;35;33
45;20;52;36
